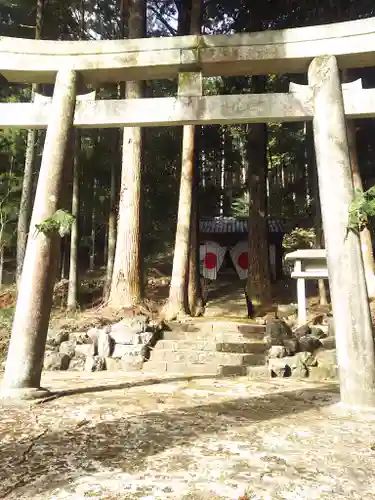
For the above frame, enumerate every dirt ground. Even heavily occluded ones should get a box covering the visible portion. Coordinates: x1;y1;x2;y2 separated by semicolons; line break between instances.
1;372;375;500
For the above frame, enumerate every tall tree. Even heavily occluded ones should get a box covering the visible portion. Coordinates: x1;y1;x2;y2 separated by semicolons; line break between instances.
162;0;202;320
109;0;145;309
245;75;272;315
16;0;44;285
343;69;375;299
187;0;205;317
67;0;85;311
244;5;272;316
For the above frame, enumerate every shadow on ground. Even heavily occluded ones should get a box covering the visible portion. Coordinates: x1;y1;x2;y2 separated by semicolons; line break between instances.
0;382;339;498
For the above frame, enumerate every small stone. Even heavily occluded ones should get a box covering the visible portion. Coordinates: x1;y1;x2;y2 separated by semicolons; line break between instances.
87;327;101;344
298;335;322;353
85;355;105;372
59;340;77;358
294;325;311;337
110;328;139;345
47;330;69;347
310;327;328;339
282;337;299;355
291;359;309;378
308;364;338;380
97;330;113;357
268;358;292;378
314;348;337;367
297;351;318;367
112;344;143;358
268;345;287;358
320;336;335;350
75;343;96;357
70;331;91;345
44;352;70;371
105;358;123;371
110;315;148;337
277;304;297;318
264;318;293;347
68;355;85;371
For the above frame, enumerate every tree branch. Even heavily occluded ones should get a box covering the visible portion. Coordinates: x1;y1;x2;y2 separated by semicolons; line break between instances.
147;5;177;35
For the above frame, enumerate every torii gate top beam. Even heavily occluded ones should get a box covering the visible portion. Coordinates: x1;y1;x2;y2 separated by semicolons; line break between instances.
1;17;375;84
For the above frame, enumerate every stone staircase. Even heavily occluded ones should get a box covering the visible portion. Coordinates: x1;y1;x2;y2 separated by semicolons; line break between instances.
142;320;268;377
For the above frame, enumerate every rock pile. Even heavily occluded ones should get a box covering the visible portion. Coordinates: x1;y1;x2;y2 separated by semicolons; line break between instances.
44;315;159;372
265;316;337;380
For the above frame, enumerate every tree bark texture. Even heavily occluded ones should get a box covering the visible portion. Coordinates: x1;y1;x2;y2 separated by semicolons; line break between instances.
109;0;145;309
16;0;45;285
245;75;272;314
1;69;77;398
67;132;81;310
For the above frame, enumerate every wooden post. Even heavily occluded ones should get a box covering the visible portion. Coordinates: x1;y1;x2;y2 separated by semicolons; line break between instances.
0;69;78;400
295;260;307;325
308;55;375;409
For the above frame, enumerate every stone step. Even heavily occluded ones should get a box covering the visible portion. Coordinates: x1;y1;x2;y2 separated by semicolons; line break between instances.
162;330;265;342
247;365;270;378
149;349;266;365
142;361;249;377
153;340;267;354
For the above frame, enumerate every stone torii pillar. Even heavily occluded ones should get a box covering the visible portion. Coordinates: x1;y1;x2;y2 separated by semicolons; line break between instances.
0;69;78;400
308;55;375;409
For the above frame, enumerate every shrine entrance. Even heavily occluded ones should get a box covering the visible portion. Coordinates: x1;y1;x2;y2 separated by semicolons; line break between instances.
1;17;375;408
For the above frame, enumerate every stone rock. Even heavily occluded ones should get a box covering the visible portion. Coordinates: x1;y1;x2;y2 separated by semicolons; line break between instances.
112;344;143;359
87;327;101;344
308;364;338;380
44;352;70;371
268;345;287;359
314;348;337;367
109;328;139;345
268;358;292;378
294;325;311;338
68;355;85;371
97;330;113;357
105;357;143;372
311;326;328;339
320;336;335;350
47;330;69;347
277;303;297;318
75;343;96;357
70;331;92;345
282;337;299;356
291;358;309;378
85;355;105;372
297;351;318;367
59;340;77;358
110;315;148;336
265;318;293;347
105;357;123;371
298;335;322;353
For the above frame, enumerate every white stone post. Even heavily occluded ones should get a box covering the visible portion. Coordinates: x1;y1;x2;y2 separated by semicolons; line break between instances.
295;260;307;325
308;55;375;409
0;69;78;400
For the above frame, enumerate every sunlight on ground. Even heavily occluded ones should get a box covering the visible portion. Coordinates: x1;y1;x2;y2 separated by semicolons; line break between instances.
0;372;374;499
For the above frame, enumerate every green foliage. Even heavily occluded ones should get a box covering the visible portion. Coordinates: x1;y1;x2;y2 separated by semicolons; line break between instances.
347;186;375;233
0;170;21;248
231;192;250;216
35;210;75;238
283;227;316;252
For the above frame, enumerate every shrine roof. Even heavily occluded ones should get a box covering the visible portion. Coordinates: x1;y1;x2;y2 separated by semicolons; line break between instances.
199;217;286;234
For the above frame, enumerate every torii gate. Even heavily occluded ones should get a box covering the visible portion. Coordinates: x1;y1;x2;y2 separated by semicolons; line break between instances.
1;17;375;409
